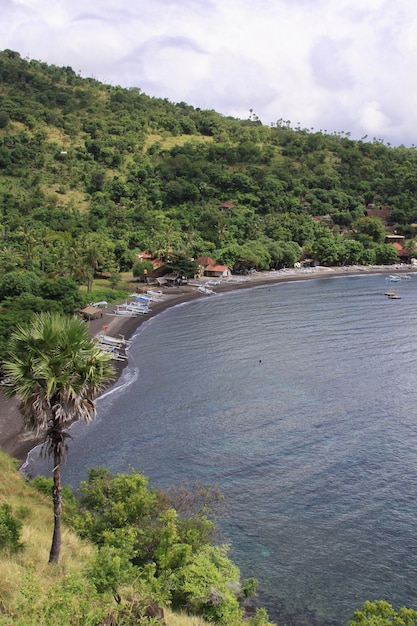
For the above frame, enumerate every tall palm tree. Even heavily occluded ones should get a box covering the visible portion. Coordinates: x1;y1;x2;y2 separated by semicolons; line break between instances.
3;312;114;563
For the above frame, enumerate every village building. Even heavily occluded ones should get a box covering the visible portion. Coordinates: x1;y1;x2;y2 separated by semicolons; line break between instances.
203;264;231;278
78;306;103;321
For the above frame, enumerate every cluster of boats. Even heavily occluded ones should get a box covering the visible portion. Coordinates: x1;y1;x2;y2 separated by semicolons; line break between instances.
94;290;166;360
107;289;165;317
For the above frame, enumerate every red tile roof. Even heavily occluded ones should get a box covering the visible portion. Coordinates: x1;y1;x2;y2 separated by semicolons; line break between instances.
206;264;228;272
196;256;217;266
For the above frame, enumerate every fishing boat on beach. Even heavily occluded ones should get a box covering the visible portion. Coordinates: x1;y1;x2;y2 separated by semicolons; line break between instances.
124;302;150;314
96;334;130;361
96;334;131;349
147;289;165;300
197;285;214;295
109;306;140;317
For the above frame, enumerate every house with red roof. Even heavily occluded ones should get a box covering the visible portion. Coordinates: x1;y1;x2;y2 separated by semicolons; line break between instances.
203;264;231;278
195;256;231;278
219;201;236;212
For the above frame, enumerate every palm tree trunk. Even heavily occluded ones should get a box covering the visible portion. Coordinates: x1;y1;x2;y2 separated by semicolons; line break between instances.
48;449;62;563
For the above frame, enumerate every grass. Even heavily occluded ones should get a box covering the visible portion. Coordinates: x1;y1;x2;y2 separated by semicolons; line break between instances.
144;133;214;150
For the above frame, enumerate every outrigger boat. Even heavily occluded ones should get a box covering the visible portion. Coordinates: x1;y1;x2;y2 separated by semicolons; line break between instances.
97;343;128;361
110;306;139;317
197;285;214;295
96;334;131;349
147;289;164;299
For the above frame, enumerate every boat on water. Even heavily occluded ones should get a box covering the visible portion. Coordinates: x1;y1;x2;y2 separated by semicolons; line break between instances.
386;275;401;282
387;291;401;299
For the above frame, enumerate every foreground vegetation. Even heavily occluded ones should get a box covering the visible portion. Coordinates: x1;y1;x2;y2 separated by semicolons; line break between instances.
0;451;273;625
3;312;115;564
1;451;416;625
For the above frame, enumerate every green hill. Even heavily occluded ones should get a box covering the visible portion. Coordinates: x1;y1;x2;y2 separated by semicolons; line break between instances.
1;46;417;281
2;47;417;357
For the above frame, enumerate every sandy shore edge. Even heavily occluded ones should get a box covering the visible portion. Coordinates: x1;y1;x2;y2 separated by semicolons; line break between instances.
1;265;414;464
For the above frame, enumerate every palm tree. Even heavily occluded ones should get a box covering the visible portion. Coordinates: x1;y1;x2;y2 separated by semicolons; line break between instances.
3;312;114;563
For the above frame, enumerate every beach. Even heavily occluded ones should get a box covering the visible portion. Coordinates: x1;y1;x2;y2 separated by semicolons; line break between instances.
1;264;414;464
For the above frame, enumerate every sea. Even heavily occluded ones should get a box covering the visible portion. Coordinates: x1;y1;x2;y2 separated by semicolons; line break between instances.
25;272;417;626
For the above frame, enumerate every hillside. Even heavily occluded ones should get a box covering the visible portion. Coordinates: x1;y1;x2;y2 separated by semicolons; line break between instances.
2;48;417;358
1;47;417;280
0;450;208;624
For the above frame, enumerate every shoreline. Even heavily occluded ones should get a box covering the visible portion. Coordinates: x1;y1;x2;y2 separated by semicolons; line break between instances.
1;264;414;464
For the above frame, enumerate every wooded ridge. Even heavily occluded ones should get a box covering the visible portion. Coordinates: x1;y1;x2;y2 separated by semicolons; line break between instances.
1;47;417;355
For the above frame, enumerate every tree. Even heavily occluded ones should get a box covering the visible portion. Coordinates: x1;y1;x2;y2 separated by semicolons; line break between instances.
354;217;386;244
3;312;114;563
374;243;399;265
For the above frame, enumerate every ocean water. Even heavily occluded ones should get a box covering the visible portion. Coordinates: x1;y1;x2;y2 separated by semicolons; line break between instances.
27;274;417;625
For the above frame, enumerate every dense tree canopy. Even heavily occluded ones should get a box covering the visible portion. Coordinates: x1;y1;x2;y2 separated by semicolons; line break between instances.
1;47;417;356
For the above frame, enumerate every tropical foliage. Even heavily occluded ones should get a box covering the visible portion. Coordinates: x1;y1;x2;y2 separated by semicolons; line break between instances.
0;450;273;625
350;600;417;625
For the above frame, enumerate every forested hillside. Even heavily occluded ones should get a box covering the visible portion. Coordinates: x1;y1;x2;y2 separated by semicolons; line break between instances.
1;47;417;353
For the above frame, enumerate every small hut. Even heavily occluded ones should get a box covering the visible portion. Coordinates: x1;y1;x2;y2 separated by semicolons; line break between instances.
78;306;103;321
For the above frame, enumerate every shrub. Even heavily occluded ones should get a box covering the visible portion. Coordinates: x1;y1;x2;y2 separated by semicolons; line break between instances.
0;503;23;553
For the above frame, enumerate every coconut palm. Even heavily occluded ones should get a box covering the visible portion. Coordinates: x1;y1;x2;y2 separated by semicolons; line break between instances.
3;312;114;563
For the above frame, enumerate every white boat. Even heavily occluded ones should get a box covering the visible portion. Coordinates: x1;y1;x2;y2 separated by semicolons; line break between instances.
147;289;164;299
386;275;401;282
97;344;128;361
124;302;150;314
197;285;214;295
110;306;139;317
92;300;108;308
96;334;131;348
130;293;152;303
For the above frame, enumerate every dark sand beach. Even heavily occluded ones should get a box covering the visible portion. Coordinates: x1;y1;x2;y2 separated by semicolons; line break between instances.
1;265;414;464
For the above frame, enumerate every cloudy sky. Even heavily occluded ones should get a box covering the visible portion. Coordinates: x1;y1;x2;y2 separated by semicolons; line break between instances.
2;0;417;146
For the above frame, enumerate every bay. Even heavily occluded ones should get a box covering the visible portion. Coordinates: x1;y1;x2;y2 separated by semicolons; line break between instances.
27;274;417;625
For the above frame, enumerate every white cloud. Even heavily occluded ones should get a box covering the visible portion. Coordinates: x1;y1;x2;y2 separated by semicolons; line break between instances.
1;0;417;145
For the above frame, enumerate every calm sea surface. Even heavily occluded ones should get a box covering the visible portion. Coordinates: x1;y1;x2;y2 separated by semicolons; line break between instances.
27;273;417;625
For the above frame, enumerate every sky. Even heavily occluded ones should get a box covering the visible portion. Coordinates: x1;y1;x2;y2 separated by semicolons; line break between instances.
2;0;417;147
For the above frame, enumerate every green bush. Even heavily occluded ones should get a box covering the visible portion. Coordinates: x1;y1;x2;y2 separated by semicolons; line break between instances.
0;503;23;553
